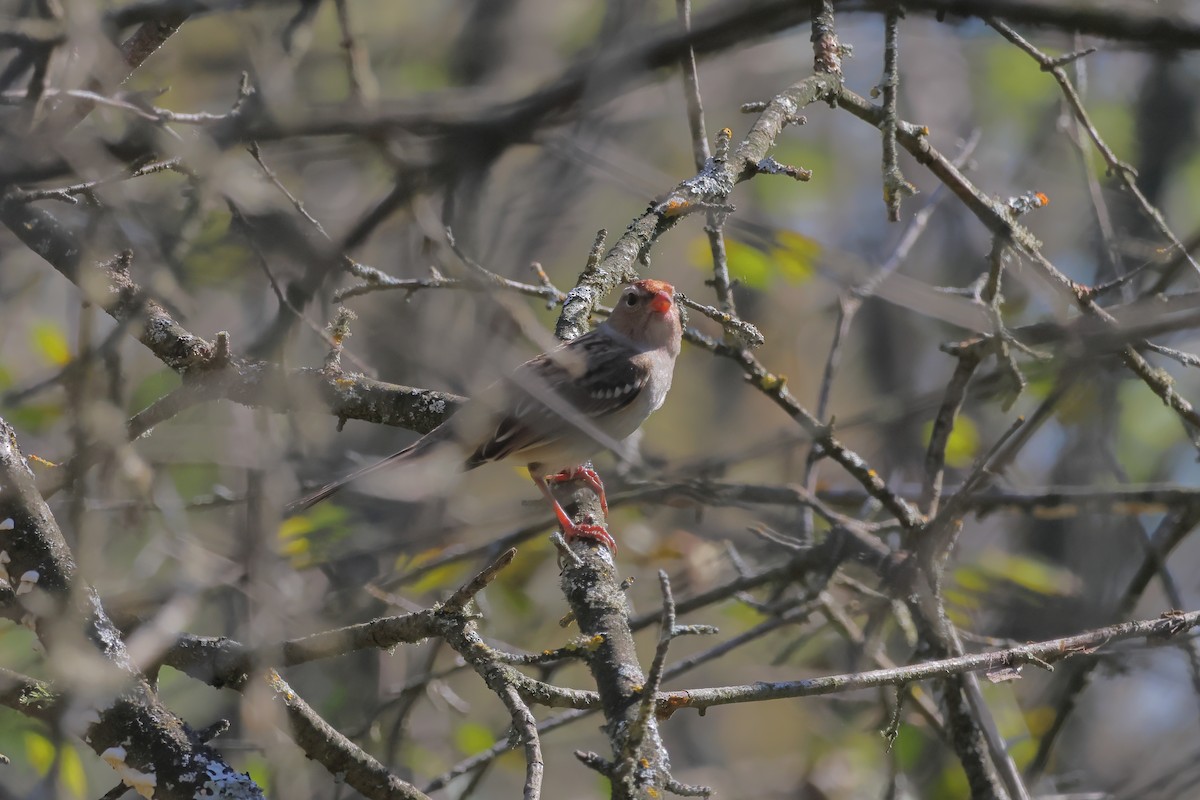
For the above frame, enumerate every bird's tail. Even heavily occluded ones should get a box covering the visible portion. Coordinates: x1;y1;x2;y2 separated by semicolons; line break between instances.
284;442;420;517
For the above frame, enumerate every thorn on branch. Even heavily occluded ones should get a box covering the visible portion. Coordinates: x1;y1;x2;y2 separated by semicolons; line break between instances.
985;666;1023;683
674;624;720;637
883;169;919;217
1042;46;1097;70
323;307;357;373
529;261;565;307
1026;653;1053;670
196;719;231;743
747;523;809;553
585;229;607;276
1107;160;1138;180
755;157;812;182
665;776;715;797
713;127;732;162
574;750;613;776
232;70;255;115
445;226;506;286
442;548;518;613
551;532;583;570
881;688;904;751
212;331;230;367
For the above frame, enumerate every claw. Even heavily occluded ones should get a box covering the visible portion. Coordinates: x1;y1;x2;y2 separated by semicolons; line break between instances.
532;469;617;552
562;521;617;551
545;466;609;516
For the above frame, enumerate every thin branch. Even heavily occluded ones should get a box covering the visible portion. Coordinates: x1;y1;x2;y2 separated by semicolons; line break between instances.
986;17;1200;279
266;669;431;800
880;7;916;221
657;609;1200;715
0;418;264;800
333;0;380;106
836;85;1200;449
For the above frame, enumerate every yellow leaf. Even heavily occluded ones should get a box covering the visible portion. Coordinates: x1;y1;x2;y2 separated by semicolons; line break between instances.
772;230;820;284
407;562;469;596
280;536;310;558
721;599;767;628
278;503;347;541
31;321;71;366
21;733;87;796
25;731;55;774
1025;705;1057;737
923;415;979;469
980;550;1079;597
60;744;87;799
952;564;988;592
277;504;349;568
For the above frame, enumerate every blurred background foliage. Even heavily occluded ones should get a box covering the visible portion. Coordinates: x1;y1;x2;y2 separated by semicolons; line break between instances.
3;1;1200;798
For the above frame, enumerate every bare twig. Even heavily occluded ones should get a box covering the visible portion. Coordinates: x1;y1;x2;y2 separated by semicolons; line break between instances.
657;609;1200;715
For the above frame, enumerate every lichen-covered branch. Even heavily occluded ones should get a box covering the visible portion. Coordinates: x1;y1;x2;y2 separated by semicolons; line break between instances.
0;418;263;800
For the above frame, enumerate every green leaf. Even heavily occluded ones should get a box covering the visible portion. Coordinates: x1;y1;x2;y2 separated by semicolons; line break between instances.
983;42;1056;108
689;231;819;289
180;211;249;289
934;761;970;800
1082;102;1134;175
1117;380;1182;481
237;754;272;795
717;238;773;288
128;370;182;415
167;463;222;500
454;722;495;756
890;725;927;771
8;403;64;433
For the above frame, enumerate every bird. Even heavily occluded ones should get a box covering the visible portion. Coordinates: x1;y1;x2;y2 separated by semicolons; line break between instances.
285;278;683;550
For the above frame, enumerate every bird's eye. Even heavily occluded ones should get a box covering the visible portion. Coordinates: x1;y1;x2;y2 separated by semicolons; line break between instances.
625;293;638;306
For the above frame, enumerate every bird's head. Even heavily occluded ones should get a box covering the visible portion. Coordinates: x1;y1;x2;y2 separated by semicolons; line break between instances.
606;279;682;353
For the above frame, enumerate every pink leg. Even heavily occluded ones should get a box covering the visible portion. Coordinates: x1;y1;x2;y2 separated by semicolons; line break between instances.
531;472;616;551
545;465;609;517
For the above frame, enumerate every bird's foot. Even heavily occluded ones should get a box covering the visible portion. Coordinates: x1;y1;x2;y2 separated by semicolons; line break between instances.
547;466;609;516
532;468;616;551
563;519;617;552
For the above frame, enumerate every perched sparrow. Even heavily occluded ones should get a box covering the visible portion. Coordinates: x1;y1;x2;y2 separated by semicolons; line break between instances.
286;279;683;550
